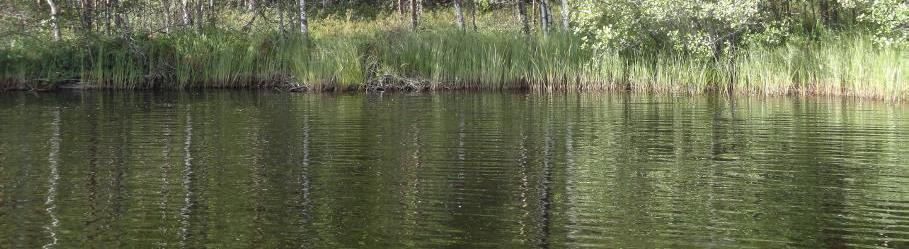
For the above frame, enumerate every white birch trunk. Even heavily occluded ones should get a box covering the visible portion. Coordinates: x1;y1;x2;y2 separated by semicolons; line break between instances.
453;0;465;30
299;0;308;35
181;0;191;27
46;0;61;41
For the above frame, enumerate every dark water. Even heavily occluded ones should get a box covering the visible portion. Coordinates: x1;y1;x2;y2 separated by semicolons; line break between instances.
1;91;908;248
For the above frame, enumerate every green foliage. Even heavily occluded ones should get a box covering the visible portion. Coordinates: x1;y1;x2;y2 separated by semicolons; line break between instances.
573;0;764;57
854;0;909;46
573;0;909;57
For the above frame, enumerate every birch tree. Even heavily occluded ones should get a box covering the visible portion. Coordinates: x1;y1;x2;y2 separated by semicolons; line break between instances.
111;0;129;34
163;0;172;33
80;0;95;33
46;0;61;40
560;0;569;31
469;0;477;31
299;0;309;35
411;0;418;31
517;0;530;35
454;0;465;30
538;0;551;36
321;0;328;15
181;0;191;27
195;0;205;31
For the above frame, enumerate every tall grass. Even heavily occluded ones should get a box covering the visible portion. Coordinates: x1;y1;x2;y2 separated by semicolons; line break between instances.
733;36;908;100
0;24;906;100
371;30;589;90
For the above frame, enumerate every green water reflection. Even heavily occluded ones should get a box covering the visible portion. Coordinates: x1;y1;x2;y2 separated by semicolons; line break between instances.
1;91;907;248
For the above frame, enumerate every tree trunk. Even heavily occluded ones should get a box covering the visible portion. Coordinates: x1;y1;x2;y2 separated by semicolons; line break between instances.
517;0;530;35
454;0;465;30
80;0;95;33
321;0;328;15
279;2;286;36
46;0;61;41
208;0;216;29
181;0;191;27
531;0;537;29
417;0;423;15
299;0;308;35
538;0;550;36
291;0;300;30
560;0;568;31
196;0;205;31
398;0;405;16
410;0;418;31
164;0;172;33
470;0;477;31
143;4;151;33
104;0;112;35
248;0;257;11
111;0;129;35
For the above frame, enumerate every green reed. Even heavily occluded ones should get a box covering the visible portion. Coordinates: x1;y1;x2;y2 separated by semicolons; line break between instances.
0;26;906;100
732;36;908;100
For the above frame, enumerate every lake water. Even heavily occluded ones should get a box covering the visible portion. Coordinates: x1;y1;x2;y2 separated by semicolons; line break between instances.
1;91;908;248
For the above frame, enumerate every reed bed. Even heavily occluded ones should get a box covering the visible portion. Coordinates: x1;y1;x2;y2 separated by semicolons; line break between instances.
733;37;908;100
1;28;906;100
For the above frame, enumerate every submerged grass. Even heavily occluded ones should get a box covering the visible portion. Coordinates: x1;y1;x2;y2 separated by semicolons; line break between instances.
0;24;906;100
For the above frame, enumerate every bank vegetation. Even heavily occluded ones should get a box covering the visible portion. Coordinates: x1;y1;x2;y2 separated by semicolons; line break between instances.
0;0;906;100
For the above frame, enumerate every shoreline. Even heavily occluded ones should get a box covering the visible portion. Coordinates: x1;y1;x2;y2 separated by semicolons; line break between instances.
3;32;905;101
2;77;904;102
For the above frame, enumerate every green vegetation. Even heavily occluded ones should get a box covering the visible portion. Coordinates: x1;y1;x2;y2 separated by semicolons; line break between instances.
0;0;907;100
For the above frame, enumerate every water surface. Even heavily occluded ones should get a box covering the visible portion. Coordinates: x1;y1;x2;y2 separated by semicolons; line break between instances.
1;91;908;248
